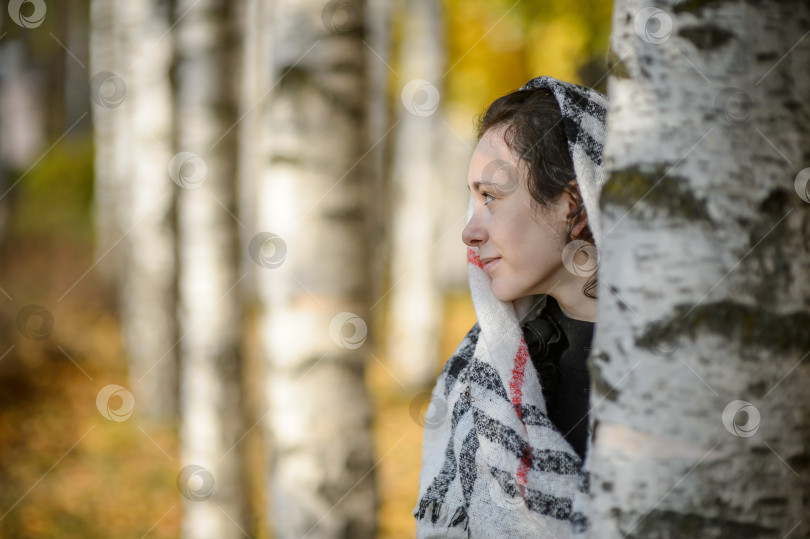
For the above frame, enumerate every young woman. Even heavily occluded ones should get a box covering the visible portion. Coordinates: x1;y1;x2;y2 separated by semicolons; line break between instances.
413;76;608;538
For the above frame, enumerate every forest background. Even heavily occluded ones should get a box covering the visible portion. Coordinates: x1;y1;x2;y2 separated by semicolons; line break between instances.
0;0;612;537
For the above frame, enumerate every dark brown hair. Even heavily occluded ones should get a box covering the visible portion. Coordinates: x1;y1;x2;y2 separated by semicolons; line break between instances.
475;87;598;299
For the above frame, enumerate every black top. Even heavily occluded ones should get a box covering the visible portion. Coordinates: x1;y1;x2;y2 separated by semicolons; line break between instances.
520;295;594;461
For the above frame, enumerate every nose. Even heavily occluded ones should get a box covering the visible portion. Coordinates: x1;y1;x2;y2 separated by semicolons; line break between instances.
462;209;487;247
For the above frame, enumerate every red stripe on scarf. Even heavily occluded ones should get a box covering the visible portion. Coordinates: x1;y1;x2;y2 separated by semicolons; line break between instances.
510;340;532;489
467;247;484;269
510;341;528;419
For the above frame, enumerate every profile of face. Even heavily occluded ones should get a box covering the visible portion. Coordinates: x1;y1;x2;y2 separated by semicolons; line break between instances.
462;126;586;303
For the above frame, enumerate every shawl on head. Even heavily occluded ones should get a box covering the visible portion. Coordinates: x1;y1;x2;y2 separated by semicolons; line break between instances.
413;76;608;537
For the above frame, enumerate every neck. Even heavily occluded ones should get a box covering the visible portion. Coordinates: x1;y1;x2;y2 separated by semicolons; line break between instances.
556;297;596;322
549;277;597;322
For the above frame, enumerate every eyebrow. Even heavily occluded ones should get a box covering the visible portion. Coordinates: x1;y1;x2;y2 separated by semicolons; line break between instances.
469;180;498;192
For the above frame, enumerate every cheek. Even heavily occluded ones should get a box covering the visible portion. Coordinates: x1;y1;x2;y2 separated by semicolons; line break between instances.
496;216;526;254
519;225;563;270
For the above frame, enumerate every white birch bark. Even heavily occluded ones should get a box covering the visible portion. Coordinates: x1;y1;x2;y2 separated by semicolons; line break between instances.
174;0;249;537
256;0;376;536
589;1;810;536
117;0;178;423
235;0;267;308
0;43;46;170
385;0;445;390
89;0;129;288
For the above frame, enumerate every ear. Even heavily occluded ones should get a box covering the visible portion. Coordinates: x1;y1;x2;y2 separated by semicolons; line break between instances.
563;182;589;238
571;212;589;238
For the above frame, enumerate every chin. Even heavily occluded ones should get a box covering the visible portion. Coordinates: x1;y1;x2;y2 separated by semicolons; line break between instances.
490;281;521;303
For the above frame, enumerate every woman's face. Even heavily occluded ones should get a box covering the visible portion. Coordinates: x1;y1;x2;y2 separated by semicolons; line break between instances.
462;127;572;303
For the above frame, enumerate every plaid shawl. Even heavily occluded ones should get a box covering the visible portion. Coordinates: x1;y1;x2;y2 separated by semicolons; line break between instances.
413;76;608;537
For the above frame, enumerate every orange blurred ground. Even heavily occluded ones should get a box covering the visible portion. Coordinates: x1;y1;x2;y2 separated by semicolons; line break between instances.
0;234;476;538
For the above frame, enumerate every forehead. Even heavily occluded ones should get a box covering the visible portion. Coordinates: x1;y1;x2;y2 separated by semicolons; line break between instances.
468;128;520;189
473;128;511;161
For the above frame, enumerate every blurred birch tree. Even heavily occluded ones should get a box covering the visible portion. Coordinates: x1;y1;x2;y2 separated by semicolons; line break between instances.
119;0;178;423
252;0;377;536
173;0;250;537
89;0;179;422
89;0;128;288
385;0;445;391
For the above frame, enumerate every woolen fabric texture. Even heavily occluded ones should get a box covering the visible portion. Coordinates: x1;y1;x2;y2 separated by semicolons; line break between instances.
412;76;608;537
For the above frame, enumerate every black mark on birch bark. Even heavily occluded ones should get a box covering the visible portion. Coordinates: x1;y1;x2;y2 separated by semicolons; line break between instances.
678;25;735;51
601;166;712;225
632;509;778;538
637;301;810;353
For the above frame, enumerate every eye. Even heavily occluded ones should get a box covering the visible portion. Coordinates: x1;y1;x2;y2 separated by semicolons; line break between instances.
482;192;495;205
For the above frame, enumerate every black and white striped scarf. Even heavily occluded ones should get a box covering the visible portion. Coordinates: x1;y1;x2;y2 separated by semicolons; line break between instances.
413;76;608;537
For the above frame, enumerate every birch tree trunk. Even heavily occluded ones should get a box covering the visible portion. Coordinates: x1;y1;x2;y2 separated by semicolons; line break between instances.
118;0;178;423
364;0;392;343
90;0;178;422
256;0;377;536
174;0;249;536
385;0;444;390
89;0;128;291
589;1;810;536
